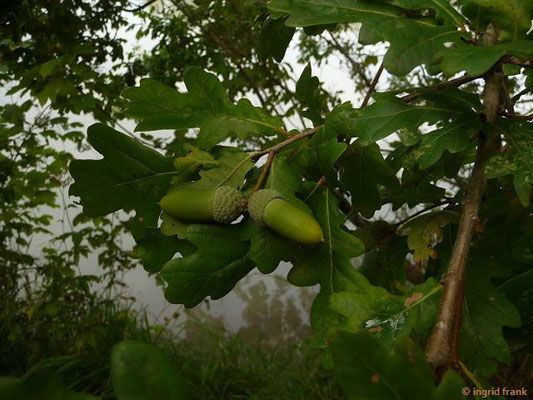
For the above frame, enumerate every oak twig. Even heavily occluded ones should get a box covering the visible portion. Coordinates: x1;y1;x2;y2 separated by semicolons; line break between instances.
252;151;275;193
501;111;533;120
424;28;503;371
394;200;455;229
251;125;323;159
503;55;533;68
402;74;481;103
360;62;384;107
124;0;158;12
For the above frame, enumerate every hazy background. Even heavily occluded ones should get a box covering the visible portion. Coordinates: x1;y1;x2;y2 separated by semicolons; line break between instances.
1;13;387;336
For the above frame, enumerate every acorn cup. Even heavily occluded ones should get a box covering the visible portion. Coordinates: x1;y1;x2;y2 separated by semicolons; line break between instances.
247;189;323;244
160;186;246;224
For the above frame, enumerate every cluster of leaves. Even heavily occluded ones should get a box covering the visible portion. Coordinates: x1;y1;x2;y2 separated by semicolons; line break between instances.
69;0;533;396
0;0;344;382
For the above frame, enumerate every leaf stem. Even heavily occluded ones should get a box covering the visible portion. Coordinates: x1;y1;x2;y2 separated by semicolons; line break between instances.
252;151;275;193
304;176;326;201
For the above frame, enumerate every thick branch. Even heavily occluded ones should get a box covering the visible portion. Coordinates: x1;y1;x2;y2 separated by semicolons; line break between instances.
424;64;503;371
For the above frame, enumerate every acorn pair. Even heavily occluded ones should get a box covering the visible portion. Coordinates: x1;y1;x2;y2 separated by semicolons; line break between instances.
160;186;323;244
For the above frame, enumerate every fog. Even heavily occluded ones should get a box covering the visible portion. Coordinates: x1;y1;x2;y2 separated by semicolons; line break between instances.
2;16;388;336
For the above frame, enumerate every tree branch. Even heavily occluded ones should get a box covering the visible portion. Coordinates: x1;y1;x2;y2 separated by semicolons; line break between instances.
360;62;384;107
425;32;503;372
251;125;323;159
402;74;481;103
124;0;158;12
500;111;533;120
253;151;275;193
502;55;533;68
394;200;455;229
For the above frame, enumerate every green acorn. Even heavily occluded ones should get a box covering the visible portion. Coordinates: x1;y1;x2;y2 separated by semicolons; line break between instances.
160;186;246;223
248;189;323;244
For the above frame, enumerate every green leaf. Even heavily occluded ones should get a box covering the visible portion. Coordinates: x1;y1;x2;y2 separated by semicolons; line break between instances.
257;15;295;62
383;176;447;211
381;24;462;76
419;88;483;113
161;223;254;307
160;212;188;239
414;118;480;169
38;59;59;78
358;233;408;294
340;93;464;145
122;68;283;149
391;0;467;25
498;267;533;348
511;224;533;264
310;126;347;184
69;123;174;224
438;46;505;76
485;121;533;207
404;210;460;262
330;330;465;400
0;369;96;400
438;41;533;76
131;227;193;273
249;224;294;274
286;187;367;344
268;0;462;75
176;151;254;191
295;64;325;124
111;341;193;400
460;0;533;41
340;143;399;218
459;254;522;377
331;279;442;348
171;148;218;184
69;123;180;272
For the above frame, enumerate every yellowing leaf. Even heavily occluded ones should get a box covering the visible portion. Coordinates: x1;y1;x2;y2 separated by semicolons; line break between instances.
403;210;459;262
